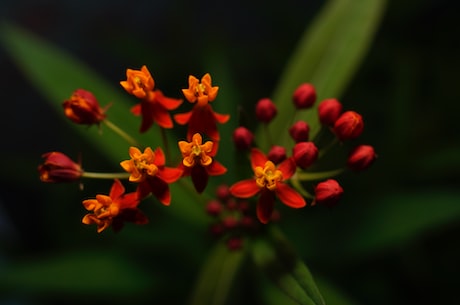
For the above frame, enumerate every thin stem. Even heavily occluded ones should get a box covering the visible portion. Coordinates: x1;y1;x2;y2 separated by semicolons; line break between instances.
160;127;171;162
264;123;273;147
103;119;140;147
82;171;131;180
290;173;314;199
295;168;345;181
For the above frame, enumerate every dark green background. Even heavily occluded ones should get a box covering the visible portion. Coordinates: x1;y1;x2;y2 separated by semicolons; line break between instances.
1;0;459;304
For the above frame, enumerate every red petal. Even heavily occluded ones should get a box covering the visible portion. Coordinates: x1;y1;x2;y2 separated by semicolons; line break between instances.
206;160;227;176
153;147;166;166
174;111;192;125
155;90;183;110
278;157;297;180
130;104;141;116
276;183;306;208
109;179;125;200
148;176;171;206
151;102;173;128
118;192;140;209
213;111;230;124
257;190;275;224
157;166;183;183
229;179;260;198
250;148;268;170
191;165;209;193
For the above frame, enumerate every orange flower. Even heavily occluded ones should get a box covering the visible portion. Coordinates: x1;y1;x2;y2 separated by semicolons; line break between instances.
82;179;147;233
178;133;227;193
229;148;306;224
120;65;182;132
174;73;229;141
62;89;106;125
120;146;183;205
38;152;82;183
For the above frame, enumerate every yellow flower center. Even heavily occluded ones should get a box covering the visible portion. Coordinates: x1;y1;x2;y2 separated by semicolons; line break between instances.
255;161;283;191
120;147;158;183
179;133;213;167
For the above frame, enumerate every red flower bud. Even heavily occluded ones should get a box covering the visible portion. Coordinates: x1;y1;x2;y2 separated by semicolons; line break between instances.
232;126;254;150
318;98;343;125
314;179;343;207
267;145;287;164
255;98;277;123
216;184;231;201
226;237;243;251
293;83;316;109
206;200;223;216
289;121;310;142
347;145;376;171
38;152;83;183
333;111;364;141
63;89;106;125
292;142;318;169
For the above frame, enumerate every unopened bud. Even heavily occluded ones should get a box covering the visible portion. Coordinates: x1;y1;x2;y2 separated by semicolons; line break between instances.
333;111;364;141
318;98;342;125
292;142;318;169
255;98;277;123
314;179;343;207
289;121;310;142
347;145;376;171
293;83;316;109
233;126;253;150
267;145;287;164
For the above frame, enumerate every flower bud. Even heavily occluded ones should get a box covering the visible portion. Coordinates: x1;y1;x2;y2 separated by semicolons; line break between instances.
226;237;243;251
347;145;376;171
333;111;364;141
318;98;342;125
314;179;343;207
38;152;83;183
216;184;230;201
63;89;106;125
292;142;318;169
267;145;287;164
289;121;310;142
255;98;277;123
293;83;316;109
232;126;254;150
206;200;223;216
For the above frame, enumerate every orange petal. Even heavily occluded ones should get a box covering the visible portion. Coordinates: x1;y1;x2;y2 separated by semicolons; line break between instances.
155;90;183;110
174;111;193;125
157;167;183;184
229;179;260;198
276;183;306;208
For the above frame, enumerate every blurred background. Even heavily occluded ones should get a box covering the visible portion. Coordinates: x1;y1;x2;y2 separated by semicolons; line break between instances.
1;0;459;304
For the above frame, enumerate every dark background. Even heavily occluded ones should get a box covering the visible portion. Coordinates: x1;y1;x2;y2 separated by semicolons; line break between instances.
1;0;460;304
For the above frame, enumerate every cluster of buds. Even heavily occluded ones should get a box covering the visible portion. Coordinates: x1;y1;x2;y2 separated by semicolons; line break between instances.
205;184;277;250
231;83;377;222
38;67;376;237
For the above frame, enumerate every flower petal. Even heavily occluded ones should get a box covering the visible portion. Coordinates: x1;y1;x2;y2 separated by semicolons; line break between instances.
153;147;165;166
276;183;306;208
174;111;193;125
109;179;125;200
191;165;209;193
154;90;183;110
257;190;275;224
278;157;297;180
250;148;268;170
157;166;183;184
148;176;171;206
206;160;227;176
229;179;260;198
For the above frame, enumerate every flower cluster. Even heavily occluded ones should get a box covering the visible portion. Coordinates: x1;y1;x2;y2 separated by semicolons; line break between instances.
38;67;376;236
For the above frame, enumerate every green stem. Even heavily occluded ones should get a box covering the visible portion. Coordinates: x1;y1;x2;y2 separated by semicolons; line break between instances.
296;168;345;181
82;171;130;180
102;119;140;147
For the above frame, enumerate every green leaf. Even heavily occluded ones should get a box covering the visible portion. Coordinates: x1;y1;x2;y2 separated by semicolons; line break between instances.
256;0;387;151
188;242;246;305
0;250;155;298
251;227;325;305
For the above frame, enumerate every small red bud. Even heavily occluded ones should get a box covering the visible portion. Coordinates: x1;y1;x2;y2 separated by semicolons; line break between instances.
318;98;343;125
267;145;287;164
347;145;376;171
292;142;318;169
222;216;238;229
38;152;83;183
293;83;316;109
233;126;254;150
314;179;343;207
255;98;277;123
289;121;310;142
216;184;230;201
206;200;223;216
333;111;364;141
63;89;107;125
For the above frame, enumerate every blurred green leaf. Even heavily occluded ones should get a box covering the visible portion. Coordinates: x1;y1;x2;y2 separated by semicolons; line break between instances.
251;227;325;305
0;23;209;225
188;242;246;305
1;250;155;298
257;0;386;151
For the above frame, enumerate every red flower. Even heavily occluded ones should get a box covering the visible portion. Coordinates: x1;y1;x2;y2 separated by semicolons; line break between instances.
314;179;343;207
174;74;229;141
292;83;316;109
63;89;107;125
178;133;227;193
82;179;148;233
347;145;376;171
333;111;364;141
255;98;277;123
229;148;306;224
120;65;182;132
120;147;183;205
38;152;82;183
